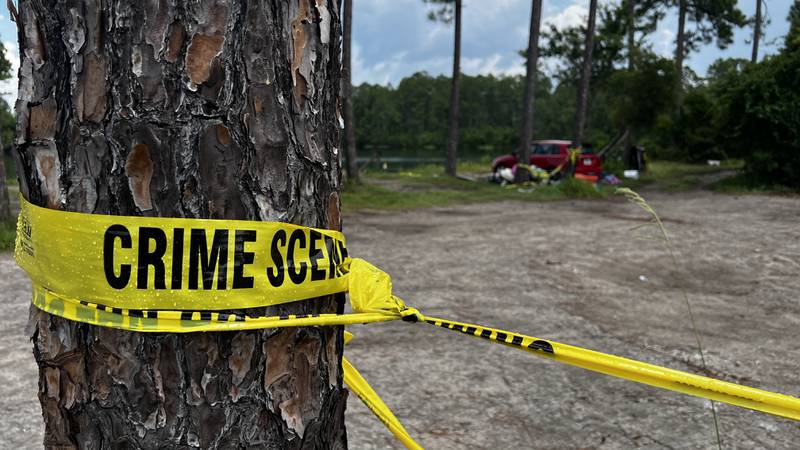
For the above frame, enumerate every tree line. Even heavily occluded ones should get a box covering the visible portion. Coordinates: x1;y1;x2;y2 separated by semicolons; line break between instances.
342;0;800;188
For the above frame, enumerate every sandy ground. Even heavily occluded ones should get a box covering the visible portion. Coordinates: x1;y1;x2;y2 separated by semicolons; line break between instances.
2;190;799;449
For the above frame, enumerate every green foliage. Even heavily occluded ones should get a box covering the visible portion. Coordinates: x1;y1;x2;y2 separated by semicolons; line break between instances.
540;1;664;83
0;100;14;151
0;220;15;251
555;177;603;198
0;42;15;184
787;1;800;52
670;88;723;162
606;56;677;132
0;44;11;81
712;50;800;188
355;72;560;157
423;0;455;23
679;0;747;58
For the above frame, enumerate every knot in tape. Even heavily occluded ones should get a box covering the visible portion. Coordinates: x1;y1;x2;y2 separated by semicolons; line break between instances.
347;258;422;321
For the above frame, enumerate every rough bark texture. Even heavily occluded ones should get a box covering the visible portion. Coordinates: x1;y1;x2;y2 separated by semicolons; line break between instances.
444;0;461;177
570;0;597;176
342;0;358;182
751;0;762;63
515;0;542;184
14;1;348;448
675;0;687;108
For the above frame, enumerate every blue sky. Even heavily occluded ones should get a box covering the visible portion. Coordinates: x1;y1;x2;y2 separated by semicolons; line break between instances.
352;0;793;85
0;0;792;104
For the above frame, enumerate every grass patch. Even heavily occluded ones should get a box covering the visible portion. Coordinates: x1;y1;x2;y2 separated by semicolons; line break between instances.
619;160;743;191
4;153;17;185
343;158;747;212
0;219;15;252
342;163;608;212
556;177;605;199
645;161;719;178
711;172;798;195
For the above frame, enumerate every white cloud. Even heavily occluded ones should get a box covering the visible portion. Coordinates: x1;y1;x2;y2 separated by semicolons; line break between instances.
464;0;526;23
537;2;589;78
657;29;675;58
543;3;587;31
422;23;449;49
353;43;422;86
462;53;524;77
0;40;19;107
353;45;526;86
461;54;503;73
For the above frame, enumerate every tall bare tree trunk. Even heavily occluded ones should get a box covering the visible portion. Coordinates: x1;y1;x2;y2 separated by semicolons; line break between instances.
445;0;461;177
751;0;762;63
342;0;359;182
0;142;10;220
570;0;597;176
675;0;687;108
516;0;542;183
627;0;636;70
623;0;636;162
14;1;348;448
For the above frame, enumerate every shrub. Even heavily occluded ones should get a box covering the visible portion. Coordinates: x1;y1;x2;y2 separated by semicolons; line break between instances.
715;50;800;188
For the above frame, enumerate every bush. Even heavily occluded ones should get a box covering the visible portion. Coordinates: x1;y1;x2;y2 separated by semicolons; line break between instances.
556;177;604;199
671;89;727;162
716;50;800;188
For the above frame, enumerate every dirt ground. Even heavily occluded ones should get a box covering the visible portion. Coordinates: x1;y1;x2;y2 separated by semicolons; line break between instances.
2;190;799;449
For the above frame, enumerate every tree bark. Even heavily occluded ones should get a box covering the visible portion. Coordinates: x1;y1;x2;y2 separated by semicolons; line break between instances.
516;0;542;183
675;0;687;107
14;1;348;448
445;0;461;177
570;0;597;174
342;0;358;182
627;0;636;71
0;142;10;220
623;0;636;165
751;0;762;63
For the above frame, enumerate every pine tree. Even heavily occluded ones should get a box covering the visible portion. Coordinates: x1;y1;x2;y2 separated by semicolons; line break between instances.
14;1;348;447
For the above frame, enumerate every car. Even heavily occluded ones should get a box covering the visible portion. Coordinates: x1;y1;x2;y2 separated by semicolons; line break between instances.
491;139;603;179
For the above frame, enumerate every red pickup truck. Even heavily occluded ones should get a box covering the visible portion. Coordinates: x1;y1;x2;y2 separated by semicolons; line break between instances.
491;140;603;178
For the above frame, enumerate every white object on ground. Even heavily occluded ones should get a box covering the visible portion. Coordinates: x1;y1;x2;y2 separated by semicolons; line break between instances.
498;167;514;183
623;170;640;180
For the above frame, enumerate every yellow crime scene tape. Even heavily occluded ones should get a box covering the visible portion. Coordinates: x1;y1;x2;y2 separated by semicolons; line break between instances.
14;197;800;448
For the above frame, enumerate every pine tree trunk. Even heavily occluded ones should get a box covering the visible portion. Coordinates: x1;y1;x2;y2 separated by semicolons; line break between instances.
623;0;636;161
570;0;597;177
627;0;636;70
342;0;359;183
516;0;542;184
14;1;348;448
751;0;762;63
675;0;687;108
444;0;461;177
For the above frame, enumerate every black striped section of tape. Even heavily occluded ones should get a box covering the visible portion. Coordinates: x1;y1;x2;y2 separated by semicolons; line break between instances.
425;318;555;354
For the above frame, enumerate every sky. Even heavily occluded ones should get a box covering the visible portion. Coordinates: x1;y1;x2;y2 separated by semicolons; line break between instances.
0;0;793;105
352;0;794;85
